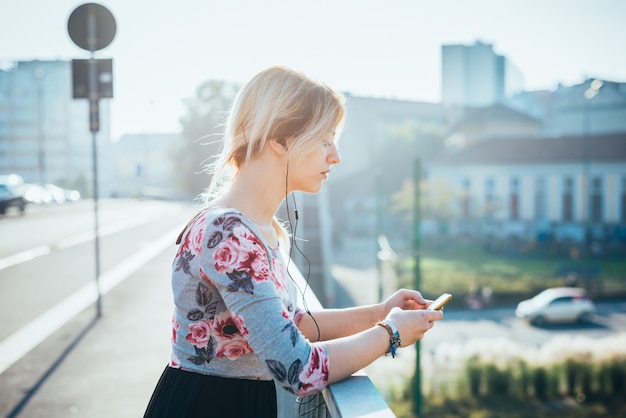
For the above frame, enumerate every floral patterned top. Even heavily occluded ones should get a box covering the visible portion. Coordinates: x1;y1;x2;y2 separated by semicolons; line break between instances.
169;207;330;397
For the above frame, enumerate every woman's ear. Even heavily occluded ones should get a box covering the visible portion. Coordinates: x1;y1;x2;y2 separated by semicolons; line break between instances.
270;138;289;155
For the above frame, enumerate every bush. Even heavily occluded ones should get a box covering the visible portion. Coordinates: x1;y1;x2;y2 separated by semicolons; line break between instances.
388;356;626;417
465;356;482;397
484;364;512;396
533;366;549;400
608;359;626;396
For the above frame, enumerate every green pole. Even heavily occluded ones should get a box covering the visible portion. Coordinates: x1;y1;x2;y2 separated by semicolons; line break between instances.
413;159;422;417
376;167;384;302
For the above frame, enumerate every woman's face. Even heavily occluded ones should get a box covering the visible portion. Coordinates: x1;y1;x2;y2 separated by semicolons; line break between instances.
289;134;341;194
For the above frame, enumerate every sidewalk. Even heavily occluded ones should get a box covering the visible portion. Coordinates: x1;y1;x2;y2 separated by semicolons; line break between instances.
0;234;396;418
0;244;177;418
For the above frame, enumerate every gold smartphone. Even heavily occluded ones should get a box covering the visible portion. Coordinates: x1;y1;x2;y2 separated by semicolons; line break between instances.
428;293;452;310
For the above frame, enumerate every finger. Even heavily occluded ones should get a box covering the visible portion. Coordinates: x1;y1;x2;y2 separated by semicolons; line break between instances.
411;291;426;304
428;310;444;321
401;289;424;301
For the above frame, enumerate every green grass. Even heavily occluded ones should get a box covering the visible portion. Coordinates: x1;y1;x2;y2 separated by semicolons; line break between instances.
395;242;626;303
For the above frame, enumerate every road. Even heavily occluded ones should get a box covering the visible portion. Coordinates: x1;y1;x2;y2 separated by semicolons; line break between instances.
0;200;625;416
330;236;626;393
0;199;198;417
0;199;197;344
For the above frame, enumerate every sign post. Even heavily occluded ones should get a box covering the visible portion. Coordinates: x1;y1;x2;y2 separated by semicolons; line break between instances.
67;3;116;318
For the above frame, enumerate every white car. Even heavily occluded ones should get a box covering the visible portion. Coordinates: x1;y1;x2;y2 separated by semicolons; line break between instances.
515;287;596;326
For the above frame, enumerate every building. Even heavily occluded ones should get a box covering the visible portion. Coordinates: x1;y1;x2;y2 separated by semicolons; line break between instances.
0;60;114;197
327;94;445;238
444;103;542;148
110;132;184;199
508;79;626;137
427;133;626;243
442;41;524;108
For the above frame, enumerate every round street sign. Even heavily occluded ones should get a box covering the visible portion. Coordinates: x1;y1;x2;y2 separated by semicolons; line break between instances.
67;3;117;52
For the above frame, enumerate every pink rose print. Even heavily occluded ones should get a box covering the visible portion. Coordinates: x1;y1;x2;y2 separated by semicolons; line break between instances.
250;255;270;281
171;315;179;344
170;352;181;368
231;314;249;338
213;237;250;273
199;267;215;285
233;225;262;246
216;338;253;360
272;257;288;296
213;226;270;282
212;312;252;360
233;226;270;281
185;319;213;348
176;214;205;256
297;346;329;396
293;309;305;327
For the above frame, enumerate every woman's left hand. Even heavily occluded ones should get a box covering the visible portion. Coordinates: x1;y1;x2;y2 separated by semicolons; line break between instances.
382;289;429;315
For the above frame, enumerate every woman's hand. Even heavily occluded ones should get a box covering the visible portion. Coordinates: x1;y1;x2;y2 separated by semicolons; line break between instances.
386;306;442;346
381;289;429;315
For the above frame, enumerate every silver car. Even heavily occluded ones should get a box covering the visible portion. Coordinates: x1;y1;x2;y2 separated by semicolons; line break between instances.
515;287;596;326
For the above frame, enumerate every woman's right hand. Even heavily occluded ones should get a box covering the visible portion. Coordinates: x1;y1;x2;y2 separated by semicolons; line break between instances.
386;306;443;347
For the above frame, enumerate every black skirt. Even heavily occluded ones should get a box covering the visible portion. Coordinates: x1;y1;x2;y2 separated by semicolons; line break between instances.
144;366;277;418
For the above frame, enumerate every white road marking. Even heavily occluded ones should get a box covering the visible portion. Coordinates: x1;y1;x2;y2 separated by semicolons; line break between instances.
0;246;51;270
0;213;163;270
0;226;179;375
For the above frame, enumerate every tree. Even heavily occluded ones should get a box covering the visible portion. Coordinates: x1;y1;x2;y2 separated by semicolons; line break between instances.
174;79;240;197
379;119;445;195
391;177;457;223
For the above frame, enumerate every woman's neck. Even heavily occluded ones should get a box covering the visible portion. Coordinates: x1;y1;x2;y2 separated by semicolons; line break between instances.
212;164;286;227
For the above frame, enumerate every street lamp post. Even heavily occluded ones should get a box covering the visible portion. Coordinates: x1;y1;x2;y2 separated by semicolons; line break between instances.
582;79;603;245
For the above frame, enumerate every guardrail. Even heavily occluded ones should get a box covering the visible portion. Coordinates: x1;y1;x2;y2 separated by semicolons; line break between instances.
277;264;397;417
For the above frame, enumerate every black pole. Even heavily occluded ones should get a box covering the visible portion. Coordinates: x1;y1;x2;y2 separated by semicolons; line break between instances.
413;159;422;417
87;24;102;317
90;99;102;318
68;2;117;319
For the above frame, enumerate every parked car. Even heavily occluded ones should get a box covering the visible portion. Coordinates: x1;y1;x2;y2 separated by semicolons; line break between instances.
44;183;67;204
0;182;26;215
17;183;53;205
63;187;81;202
515;287;596;326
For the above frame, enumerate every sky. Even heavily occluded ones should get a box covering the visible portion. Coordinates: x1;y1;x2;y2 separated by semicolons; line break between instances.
1;0;625;140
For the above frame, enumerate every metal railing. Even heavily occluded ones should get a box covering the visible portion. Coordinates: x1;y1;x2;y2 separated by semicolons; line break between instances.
277;265;397;417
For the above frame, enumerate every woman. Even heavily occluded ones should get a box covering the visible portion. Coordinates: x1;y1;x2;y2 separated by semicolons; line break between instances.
144;66;443;417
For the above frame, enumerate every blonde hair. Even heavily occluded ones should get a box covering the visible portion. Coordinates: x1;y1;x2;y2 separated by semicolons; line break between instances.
203;66;346;247
205;66;345;196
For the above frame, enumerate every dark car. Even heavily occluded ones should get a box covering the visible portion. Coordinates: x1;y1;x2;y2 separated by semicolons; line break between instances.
0;183;26;215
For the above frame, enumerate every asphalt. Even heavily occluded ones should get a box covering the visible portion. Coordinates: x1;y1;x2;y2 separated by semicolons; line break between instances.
0;233;384;418
0;243;177;418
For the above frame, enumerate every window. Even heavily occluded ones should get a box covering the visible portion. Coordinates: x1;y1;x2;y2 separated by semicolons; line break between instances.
621;177;626;223
510;177;519;220
549;297;572;306
590;177;603;223
485;178;495;219
534;177;546;220
562;177;573;222
461;178;471;218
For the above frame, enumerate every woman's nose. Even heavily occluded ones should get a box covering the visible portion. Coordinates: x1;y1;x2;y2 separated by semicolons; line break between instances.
328;144;341;165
